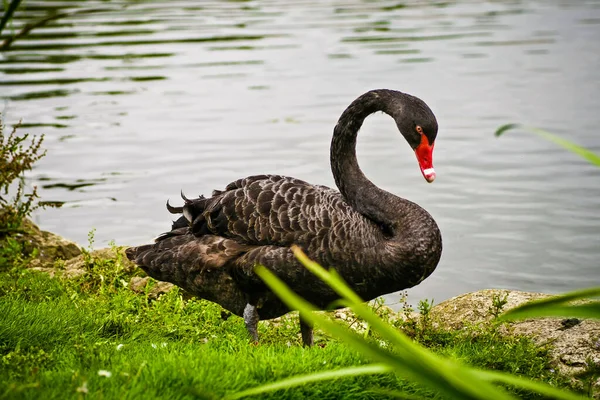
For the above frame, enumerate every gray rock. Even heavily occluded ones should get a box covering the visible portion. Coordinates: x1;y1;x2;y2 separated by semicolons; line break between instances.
431;289;600;386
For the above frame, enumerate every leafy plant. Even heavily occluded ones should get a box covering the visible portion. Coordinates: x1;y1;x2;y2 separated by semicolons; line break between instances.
489;291;509;318
0;115;48;235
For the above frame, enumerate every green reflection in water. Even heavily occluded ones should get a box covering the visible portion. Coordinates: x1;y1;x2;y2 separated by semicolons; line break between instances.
88;53;174;60
375;49;419;55
399;57;434;63
42;178;106;191
128;76;165;82
6;34;273;51
90;90;136;96
1;67;64;74
0;53;174;66
9;89;73;101
0;77;111;86
328;53;353;59
381;3;407;11
475;38;554;46
342;33;475;43
18;122;68;129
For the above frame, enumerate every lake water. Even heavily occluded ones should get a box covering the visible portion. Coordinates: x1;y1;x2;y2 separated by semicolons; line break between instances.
2;0;599;307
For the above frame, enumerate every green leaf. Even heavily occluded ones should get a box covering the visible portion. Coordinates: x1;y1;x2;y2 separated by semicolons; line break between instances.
474;369;587;400
227;364;391;399
499;287;600;321
529;127;600;167
494;123;520;137
367;388;429;399
253;262;515;400
235;250;586;400
494;124;600;166
0;0;23;36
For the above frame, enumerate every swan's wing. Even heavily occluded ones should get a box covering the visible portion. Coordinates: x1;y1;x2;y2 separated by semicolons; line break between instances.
180;174;362;248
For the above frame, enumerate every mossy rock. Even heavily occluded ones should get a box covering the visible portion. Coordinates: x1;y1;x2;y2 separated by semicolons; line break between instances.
429;289;551;330
15;219;82;268
47;247;140;279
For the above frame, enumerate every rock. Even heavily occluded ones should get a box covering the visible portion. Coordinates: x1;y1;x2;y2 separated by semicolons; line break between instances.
29;246;138;279
64;247;138;272
16;219;82;268
429;289;551;329
431;289;600;379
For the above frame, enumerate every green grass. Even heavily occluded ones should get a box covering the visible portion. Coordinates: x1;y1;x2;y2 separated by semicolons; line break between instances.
0;243;576;400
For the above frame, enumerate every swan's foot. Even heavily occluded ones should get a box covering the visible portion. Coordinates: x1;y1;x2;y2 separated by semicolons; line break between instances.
299;312;314;347
243;303;260;343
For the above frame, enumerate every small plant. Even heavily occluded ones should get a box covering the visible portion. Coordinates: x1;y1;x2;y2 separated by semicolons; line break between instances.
489;292;509;318
395;291;419;337
416;298;434;342
81;228;96;267
0;115;48;235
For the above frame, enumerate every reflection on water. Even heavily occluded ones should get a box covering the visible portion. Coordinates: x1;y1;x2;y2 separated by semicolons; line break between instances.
1;0;600;305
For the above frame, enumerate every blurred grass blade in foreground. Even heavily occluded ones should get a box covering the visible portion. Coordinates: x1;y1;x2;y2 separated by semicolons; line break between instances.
229;247;586;400
0;0;23;35
499;287;600;321
228;364;391;400
495;124;600;166
496;125;600;322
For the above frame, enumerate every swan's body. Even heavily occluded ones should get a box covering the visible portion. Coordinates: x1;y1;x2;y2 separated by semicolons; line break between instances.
126;89;442;345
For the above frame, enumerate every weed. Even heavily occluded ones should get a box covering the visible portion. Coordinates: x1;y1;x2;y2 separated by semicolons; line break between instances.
573;357;600;398
0;115;51;236
489;291;509;318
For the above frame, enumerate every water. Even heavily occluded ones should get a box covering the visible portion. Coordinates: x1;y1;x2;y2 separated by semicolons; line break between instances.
2;0;599;306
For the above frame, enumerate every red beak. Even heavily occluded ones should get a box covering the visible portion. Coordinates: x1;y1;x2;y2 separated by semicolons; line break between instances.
415;134;436;183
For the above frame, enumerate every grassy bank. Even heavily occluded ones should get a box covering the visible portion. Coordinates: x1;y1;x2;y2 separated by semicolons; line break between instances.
0;118;589;398
0;240;574;400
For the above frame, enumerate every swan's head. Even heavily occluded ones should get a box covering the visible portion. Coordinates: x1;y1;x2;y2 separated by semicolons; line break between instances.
393;95;438;183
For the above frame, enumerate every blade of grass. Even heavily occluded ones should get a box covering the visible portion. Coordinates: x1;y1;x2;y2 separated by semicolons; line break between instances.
0;0;23;35
253;265;515;400
0;7;111;51
258;249;587;400
292;246;363;304
367;388;429;399
473;369;587;400
293;246;505;394
499;287;600;321
495;124;600;166
253;266;431;378
228;364;391;400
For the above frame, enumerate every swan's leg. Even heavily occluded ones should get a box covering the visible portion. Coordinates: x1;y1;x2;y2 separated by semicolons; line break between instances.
243;303;260;343
299;312;314;346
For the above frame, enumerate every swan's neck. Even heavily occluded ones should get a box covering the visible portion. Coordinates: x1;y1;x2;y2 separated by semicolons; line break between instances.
331;90;409;233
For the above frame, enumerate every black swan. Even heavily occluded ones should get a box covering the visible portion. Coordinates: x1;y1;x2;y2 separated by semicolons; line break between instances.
126;89;442;346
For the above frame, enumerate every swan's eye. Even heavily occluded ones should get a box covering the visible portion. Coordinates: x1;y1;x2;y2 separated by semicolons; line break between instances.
416;125;424;135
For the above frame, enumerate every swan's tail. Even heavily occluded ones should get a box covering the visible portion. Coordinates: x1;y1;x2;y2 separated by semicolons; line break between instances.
165;192;216;236
125;227;197;283
124;228;250;317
